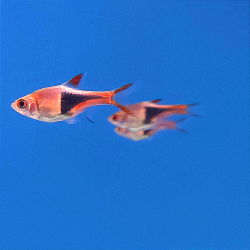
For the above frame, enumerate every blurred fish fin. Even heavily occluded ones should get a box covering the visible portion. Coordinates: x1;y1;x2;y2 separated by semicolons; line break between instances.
66;117;78;124
173;117;188;133
188;102;200;117
176;127;188;134
176;117;187;123
189;112;201;117
188;102;199;107
149;99;162;104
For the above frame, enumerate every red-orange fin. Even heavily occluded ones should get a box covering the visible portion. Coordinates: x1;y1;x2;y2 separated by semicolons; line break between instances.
112;100;133;115
113;83;133;94
150;99;162;103
63;73;84;88
112;83;134;116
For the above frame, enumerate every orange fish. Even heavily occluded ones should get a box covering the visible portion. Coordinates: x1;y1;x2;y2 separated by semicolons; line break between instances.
114;118;187;141
11;73;133;122
108;99;197;131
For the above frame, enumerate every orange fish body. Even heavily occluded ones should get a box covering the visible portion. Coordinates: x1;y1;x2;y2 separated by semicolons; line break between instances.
11;73;132;122
108;99;196;132
114;118;186;141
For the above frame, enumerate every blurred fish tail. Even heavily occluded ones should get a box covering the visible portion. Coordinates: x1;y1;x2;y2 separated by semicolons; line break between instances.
188;102;199;107
176;127;188;133
187;102;200;116
176;117;187;123
175;117;188;133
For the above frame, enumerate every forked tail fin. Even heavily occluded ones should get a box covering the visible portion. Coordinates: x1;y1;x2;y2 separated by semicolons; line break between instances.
176;117;188;133
157;118;188;133
113;83;133;95
111;83;133;115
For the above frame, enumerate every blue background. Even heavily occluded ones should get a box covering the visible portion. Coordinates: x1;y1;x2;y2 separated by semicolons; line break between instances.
1;1;249;249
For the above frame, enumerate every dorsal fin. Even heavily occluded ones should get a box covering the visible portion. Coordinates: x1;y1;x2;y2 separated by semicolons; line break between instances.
63;73;84;88
150;99;162;104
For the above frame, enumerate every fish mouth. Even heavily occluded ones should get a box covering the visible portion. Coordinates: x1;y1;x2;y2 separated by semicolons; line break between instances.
11;102;18;112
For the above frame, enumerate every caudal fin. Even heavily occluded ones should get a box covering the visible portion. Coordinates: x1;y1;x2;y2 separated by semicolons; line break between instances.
188;102;199;107
113;83;133;94
176;117;187;123
175;118;188;133
111;83;133;115
173;118;187;133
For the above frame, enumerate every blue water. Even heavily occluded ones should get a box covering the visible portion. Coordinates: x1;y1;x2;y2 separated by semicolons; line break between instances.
1;1;249;249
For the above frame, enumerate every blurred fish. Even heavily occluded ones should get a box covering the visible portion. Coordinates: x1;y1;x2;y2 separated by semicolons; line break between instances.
114;118;187;141
11;73;133;122
108;99;197;131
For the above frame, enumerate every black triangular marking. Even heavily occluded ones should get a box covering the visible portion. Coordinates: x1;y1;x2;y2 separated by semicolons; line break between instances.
61;92;100;114
144;107;176;124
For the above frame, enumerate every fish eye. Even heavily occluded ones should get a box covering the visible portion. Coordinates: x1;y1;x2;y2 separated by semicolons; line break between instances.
17;99;27;109
113;114;119;121
143;129;152;136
